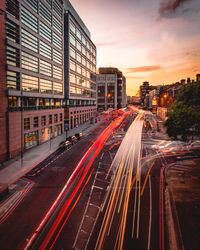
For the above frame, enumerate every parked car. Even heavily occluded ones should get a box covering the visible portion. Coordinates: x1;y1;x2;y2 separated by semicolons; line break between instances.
59;140;72;150
66;136;78;145
75;132;83;140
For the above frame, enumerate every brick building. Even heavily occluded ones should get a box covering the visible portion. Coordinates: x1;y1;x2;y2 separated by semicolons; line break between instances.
2;0;65;160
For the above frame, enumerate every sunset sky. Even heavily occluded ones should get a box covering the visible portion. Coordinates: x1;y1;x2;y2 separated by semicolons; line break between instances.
70;0;200;95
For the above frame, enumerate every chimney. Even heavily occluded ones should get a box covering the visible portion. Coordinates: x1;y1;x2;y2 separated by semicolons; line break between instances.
187;78;191;84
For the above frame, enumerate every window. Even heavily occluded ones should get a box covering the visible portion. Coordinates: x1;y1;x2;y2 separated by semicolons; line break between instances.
24;131;38;149
7;71;20;90
6;0;19;19
40;41;52;59
77;65;81;74
40;22;52;42
76;29;82;41
82;36;86;46
40;79;52;93
53;49;62;64
69;60;76;71
21;29;38;52
40;60;52;76
70;47;76;59
21;6;38;33
70;86;76;96
6;46;20;67
24;118;30;130
70;22;76;34
77;53;81;63
41;116;46;126
8;97;17;107
69;34;76;47
70;73;76;84
82;46;86;56
40;2;51;25
22;52;38;72
24;0;38;12
59;113;62;121
76;41;81;52
53;32;62;49
54;114;58;122
48;115;52;124
53;66;62;80
34;117;38;128
6;20;19;43
53;0;62;18
53;17;62;34
22;74;38;92
53;82;62;94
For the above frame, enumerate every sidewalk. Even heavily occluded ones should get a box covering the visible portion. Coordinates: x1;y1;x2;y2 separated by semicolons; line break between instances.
0;118;103;194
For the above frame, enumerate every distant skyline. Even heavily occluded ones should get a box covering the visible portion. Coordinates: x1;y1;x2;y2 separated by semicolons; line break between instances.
70;0;200;95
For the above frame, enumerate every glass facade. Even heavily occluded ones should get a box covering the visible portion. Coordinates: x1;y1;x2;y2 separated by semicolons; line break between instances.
68;17;96;103
40;41;52;59
40;59;52;76
21;52;38;72
22;74;38;92
6;20;19;43
7;71;20;90
6;45;20;67
21;29;38;52
40;79;52;93
21;6;38;33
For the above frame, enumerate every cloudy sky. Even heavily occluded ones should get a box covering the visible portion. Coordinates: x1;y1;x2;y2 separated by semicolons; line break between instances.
70;0;200;95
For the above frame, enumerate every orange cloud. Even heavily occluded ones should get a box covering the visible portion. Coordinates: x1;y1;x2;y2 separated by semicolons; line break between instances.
126;65;163;73
96;41;118;47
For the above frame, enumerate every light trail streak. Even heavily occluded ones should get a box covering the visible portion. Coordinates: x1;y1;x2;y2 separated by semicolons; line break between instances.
49;168;94;250
148;175;152;250
141;160;155;196
96;112;144;250
25;112;128;249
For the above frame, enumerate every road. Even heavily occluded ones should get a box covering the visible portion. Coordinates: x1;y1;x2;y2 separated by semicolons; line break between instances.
0;110;134;250
0;108;199;250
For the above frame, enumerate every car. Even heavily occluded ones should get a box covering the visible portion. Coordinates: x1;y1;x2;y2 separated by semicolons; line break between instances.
75;132;83;140
66;136;78;145
59;140;72;150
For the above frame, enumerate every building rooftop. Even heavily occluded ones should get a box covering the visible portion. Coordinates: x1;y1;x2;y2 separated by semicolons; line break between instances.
98;67;123;76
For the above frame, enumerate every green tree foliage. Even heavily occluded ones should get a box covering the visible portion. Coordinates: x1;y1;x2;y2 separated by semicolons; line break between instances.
164;83;200;141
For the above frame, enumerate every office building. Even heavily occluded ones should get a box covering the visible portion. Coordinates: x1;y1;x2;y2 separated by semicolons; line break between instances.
2;0;64;160
96;67;126;112
63;1;97;129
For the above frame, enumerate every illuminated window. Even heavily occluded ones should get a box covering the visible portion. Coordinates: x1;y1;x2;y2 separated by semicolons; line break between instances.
41;116;46;126
24;118;30;130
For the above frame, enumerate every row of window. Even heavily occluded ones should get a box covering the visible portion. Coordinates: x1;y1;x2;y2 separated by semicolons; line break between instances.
69;59;95;76
24;113;62;130
6;21;63;64
69;35;96;64
70;86;96;99
8;96;62;108
24;124;62;149
69;47;96;69
7;71;63;94
7;0;63;30
7;9;62;50
69;21;96;57
6;47;63;78
69;73;96;90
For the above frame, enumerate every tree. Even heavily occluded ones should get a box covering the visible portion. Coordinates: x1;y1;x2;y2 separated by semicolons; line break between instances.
164;83;200;141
